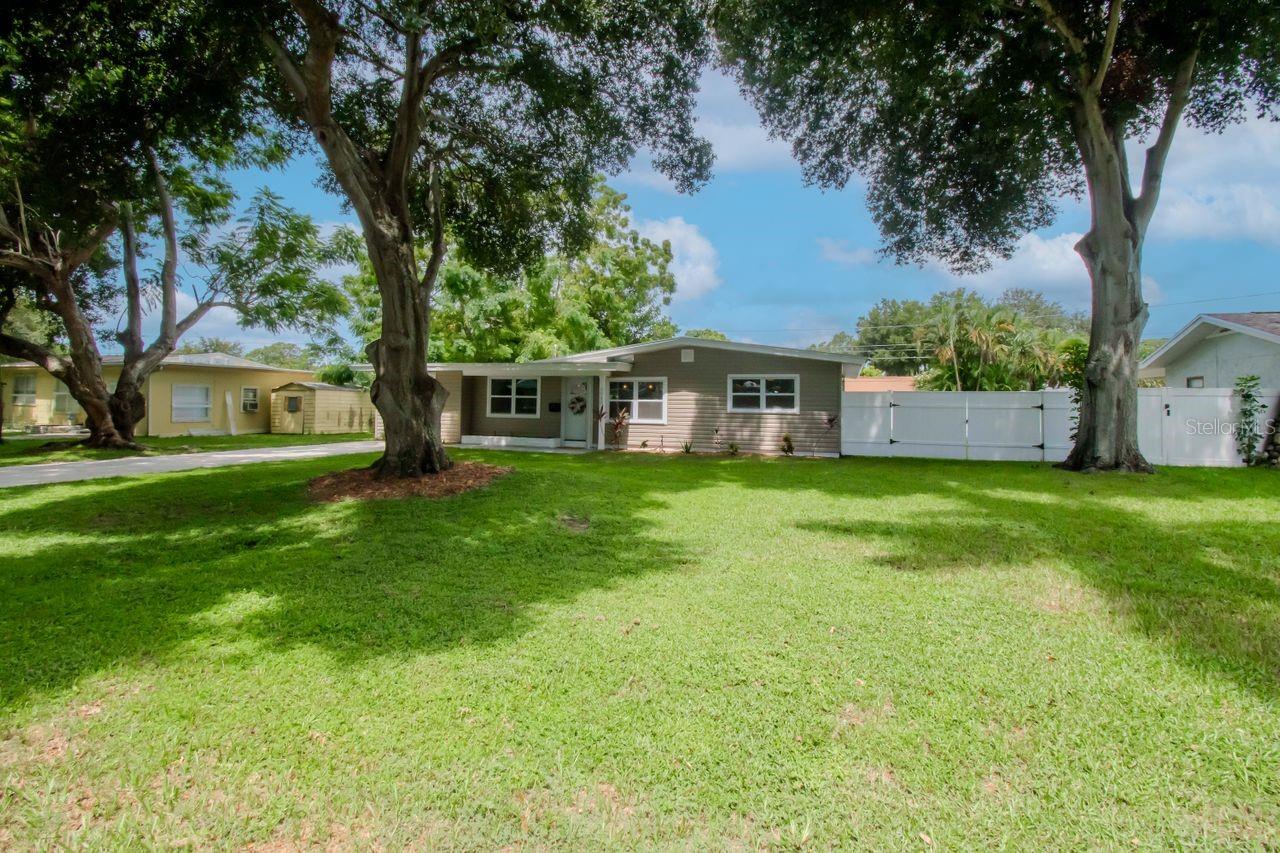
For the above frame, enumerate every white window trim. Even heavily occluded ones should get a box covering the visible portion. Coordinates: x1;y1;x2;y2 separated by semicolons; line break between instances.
487;376;541;419
172;383;213;423
11;374;37;406
241;386;260;413
726;373;801;414
608;376;668;425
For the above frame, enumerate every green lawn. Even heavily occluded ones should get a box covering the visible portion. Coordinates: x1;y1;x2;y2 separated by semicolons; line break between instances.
0;432;374;467
1;452;1277;847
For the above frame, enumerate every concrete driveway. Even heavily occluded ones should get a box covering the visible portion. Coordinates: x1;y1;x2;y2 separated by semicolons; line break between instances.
0;440;383;489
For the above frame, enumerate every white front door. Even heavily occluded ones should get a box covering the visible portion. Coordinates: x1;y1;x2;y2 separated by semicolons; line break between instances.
562;379;590;443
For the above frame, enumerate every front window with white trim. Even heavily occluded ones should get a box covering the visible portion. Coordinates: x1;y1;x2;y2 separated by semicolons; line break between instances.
488;377;540;417
241;386;260;413
609;377;666;424
10;374;36;406
172;384;212;422
727;374;799;413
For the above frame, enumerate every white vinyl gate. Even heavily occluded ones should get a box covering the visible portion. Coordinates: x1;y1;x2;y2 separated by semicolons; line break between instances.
841;388;1278;467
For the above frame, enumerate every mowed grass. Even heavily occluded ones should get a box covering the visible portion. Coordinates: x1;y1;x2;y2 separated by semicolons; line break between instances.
1;451;1277;848
0;432;373;467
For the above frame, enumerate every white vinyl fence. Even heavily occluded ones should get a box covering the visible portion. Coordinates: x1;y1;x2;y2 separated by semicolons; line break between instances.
841;388;1279;467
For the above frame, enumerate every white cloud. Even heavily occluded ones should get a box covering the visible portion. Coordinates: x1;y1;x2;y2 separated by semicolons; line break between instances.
637;216;722;300
817;238;877;267
933;231;1090;307
621;70;793;190
1143;116;1280;245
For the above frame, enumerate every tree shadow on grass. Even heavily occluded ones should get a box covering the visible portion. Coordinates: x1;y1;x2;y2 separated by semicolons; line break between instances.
3;449;1277;712
793;467;1280;702
0;453;691;711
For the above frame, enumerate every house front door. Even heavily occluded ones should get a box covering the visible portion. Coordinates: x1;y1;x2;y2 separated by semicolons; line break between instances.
562;379;590;445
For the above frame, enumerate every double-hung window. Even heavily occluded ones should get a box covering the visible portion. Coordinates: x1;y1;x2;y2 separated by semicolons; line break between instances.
10;374;36;406
608;378;666;424
172;384;212;422
727;374;799;413
53;382;81;415
488;377;540;417
241;387;260;413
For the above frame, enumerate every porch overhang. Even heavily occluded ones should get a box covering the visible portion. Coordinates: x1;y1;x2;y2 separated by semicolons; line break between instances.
427;361;630;377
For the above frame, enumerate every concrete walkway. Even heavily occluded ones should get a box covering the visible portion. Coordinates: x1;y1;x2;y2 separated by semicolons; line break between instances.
0;440;384;489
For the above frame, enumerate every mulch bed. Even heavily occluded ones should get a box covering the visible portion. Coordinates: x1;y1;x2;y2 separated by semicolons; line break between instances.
308;461;512;503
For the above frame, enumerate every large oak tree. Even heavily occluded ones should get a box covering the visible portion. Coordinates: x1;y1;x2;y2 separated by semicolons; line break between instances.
255;0;712;476
716;0;1279;470
0;0;345;446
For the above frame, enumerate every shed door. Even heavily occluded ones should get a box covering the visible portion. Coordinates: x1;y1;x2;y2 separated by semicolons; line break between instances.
280;394;305;433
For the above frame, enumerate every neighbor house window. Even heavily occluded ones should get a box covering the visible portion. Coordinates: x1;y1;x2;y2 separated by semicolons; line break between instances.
727;374;799;413
53;382;81;415
241;387;259;413
172;384;212;422
10;374;36;406
286;396;302;413
1186;376;1205;389
608;378;667;424
488;377;539;417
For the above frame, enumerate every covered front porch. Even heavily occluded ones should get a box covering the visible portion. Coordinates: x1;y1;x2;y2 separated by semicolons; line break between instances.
432;360;631;451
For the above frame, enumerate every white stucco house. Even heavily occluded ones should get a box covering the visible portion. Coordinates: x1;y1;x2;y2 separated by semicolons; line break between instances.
1140;312;1280;388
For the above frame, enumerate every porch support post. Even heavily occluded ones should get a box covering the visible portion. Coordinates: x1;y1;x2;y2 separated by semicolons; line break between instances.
596;372;608;450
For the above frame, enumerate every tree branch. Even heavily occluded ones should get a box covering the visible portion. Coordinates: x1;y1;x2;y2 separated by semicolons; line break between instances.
1030;0;1086;56
1134;47;1199;232
0;326;70;376
1090;0;1123;94
147;148;180;344
420;160;445;294
119;202;145;358
63;210;119;272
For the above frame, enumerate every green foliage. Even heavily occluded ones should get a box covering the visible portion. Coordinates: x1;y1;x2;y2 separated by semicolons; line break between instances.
681;440;693;454
813;289;1086;380
1059;337;1090;442
716;0;1280;273
780;433;795;456
684;328;728;341
260;0;710;281
245;342;319;370
183;190;351;336
915;299;1070;392
1;0;271;240
344;182;679;362
313;364;371;389
858;364;885;378
727;442;740;456
1235;375;1264;465
176;337;245;357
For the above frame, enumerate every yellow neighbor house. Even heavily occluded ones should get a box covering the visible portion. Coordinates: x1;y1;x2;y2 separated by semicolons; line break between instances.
1;352;320;437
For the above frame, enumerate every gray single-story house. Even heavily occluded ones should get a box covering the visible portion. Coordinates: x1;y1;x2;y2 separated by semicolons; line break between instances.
1140;312;1280;388
405;337;861;454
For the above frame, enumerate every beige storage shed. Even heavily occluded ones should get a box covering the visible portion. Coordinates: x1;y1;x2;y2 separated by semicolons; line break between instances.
270;382;376;435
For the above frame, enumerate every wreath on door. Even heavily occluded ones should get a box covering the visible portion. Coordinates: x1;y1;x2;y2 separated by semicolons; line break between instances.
568;395;587;414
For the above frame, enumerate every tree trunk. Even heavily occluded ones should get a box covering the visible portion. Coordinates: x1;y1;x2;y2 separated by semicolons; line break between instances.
1063;227;1153;472
108;379;147;444
364;229;451;477
1059;97;1156;474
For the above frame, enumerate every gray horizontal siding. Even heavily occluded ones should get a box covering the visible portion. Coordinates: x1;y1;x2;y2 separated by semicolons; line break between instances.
613;346;843;454
463;374;562;438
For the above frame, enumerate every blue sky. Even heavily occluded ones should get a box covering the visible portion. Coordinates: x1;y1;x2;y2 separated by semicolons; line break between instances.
204;70;1280;352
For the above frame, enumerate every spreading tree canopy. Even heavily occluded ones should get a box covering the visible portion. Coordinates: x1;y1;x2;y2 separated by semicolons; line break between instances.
255;0;712;476
342;181;681;362
0;0;345;446
717;0;1279;470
